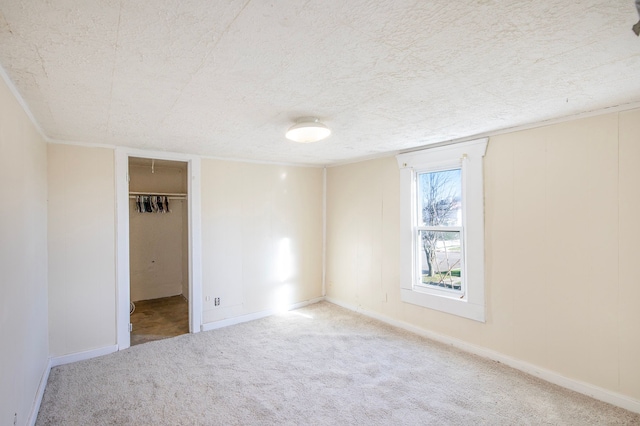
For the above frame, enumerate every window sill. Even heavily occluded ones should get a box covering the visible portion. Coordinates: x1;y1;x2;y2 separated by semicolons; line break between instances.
401;288;486;322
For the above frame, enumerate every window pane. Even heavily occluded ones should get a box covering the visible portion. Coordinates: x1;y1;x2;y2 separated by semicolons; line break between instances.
417;169;462;227
418;230;462;291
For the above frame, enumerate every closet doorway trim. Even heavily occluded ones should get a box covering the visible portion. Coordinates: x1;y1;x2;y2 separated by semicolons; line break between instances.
115;148;203;350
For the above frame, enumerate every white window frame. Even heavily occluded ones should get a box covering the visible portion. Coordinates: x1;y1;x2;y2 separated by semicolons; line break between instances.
397;138;487;322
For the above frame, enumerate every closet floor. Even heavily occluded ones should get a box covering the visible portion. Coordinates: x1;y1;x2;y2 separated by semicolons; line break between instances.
130;295;189;346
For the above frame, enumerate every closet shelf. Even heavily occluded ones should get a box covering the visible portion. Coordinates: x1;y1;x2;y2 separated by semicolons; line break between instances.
130;191;187;196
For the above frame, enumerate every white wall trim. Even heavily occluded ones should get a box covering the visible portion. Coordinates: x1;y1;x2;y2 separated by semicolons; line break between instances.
325;297;640;415
115;149;131;349
115;148;203;349
0;64;49;142
48;138;118;150
324;149;403;168
328;101;640;169
27;358;52;426
50;345;119;368
49;141;323;168
188;158;203;333
200;153;323;168
202;297;325;332
322;167;327;297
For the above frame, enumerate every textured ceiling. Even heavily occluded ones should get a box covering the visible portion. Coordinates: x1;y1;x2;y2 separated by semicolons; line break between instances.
0;1;639;166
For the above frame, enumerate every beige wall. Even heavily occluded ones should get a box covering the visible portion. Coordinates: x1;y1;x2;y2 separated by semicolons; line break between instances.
48;144;116;357
612;109;640;399
201;159;323;323
325;109;640;401
129;162;188;301
45;151;323;355
326;157;400;309
0;76;49;426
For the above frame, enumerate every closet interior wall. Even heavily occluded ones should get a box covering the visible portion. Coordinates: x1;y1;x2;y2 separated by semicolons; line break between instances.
128;158;189;302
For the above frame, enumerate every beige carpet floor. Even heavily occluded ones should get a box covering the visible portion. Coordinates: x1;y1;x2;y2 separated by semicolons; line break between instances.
37;302;639;425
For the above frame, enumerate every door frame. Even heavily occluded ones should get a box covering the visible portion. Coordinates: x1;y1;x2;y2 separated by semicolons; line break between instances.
115;147;202;350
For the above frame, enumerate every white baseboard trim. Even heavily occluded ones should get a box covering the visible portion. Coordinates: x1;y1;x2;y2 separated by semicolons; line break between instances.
50;345;119;368
325;297;640;415
27;357;52;426
202;297;325;332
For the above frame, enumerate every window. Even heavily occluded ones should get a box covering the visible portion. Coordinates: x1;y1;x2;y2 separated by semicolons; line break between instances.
417;168;463;293
396;139;487;322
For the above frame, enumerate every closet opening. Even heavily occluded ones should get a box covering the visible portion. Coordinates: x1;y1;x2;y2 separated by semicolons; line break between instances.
128;157;189;346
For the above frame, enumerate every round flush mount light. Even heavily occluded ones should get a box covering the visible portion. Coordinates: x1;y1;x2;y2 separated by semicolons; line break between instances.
285;117;331;143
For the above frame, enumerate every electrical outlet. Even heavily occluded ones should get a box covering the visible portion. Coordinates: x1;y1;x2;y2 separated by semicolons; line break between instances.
14;413;17;425
214;297;220;306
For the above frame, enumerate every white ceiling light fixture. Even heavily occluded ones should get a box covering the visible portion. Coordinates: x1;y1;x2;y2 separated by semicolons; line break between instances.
285;117;331;143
